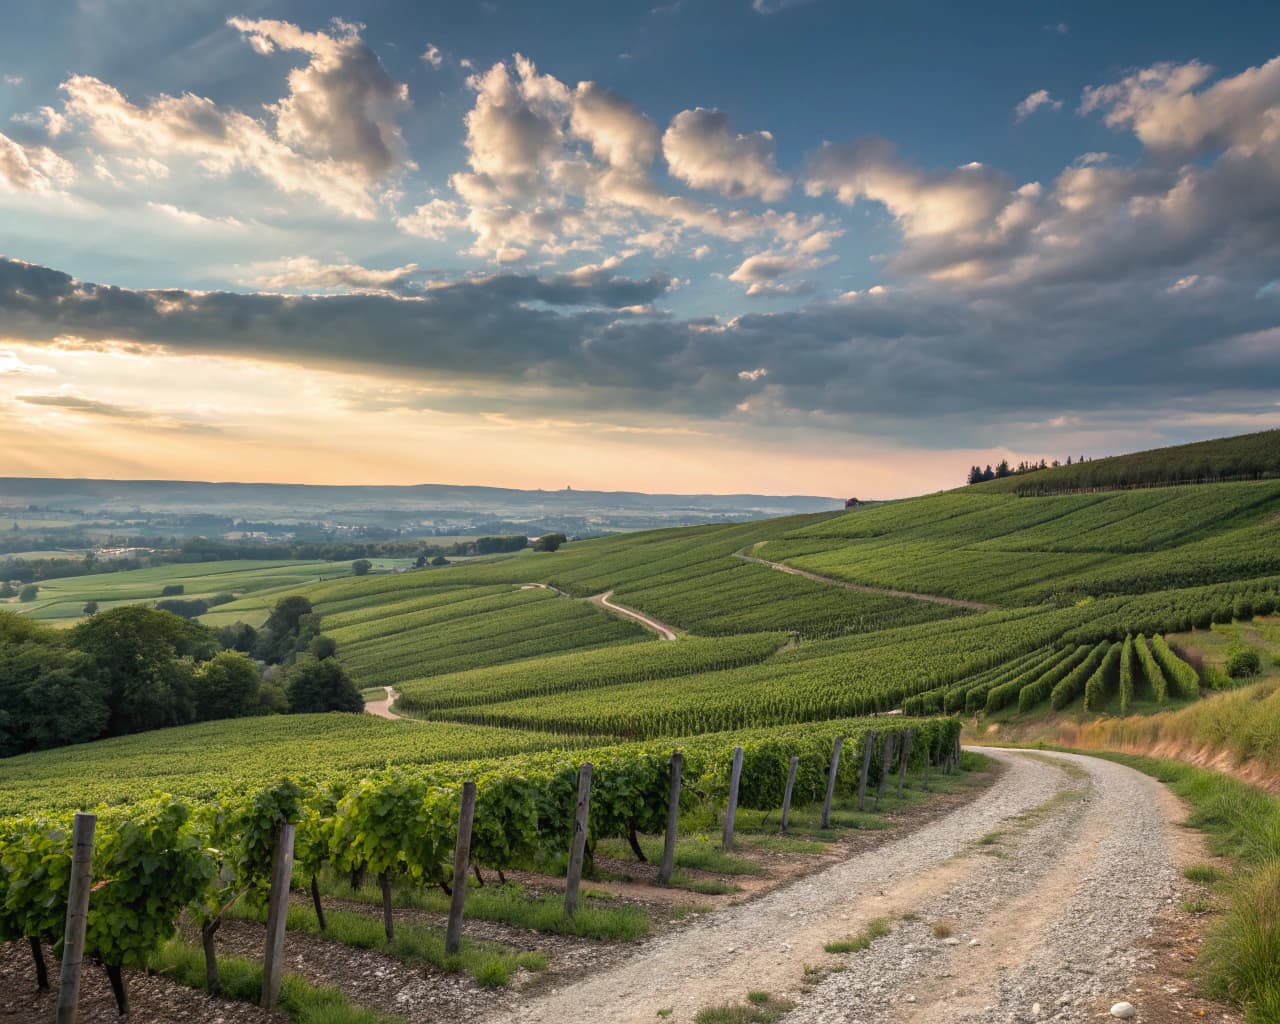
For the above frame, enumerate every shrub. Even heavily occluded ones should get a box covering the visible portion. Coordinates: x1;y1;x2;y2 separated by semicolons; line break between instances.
18;584;37;602
1234;598;1255;622
161;584;185;596
1227;646;1263;679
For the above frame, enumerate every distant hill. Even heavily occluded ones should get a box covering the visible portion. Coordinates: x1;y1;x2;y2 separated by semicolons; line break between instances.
0;477;840;518
978;429;1280;495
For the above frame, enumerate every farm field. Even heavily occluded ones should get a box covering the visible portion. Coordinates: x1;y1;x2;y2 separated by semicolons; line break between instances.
5;433;1280;1024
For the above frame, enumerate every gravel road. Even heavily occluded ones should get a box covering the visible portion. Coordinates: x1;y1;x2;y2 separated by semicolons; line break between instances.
489;749;1198;1024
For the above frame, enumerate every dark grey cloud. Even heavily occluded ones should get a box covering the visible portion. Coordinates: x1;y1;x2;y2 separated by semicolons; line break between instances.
2;255;1278;448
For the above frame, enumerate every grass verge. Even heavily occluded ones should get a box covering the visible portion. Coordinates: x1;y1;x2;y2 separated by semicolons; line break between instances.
824;916;890;953
151;936;402;1023
1080;751;1280;1023
315;873;649;941
230;899;546;986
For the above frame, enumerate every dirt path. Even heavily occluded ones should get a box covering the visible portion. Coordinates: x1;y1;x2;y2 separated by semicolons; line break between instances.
489;749;1225;1024
589;591;678;640
364;686;401;719
734;553;997;612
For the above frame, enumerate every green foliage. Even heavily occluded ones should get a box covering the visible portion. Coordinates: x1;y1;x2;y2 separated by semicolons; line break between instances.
85;798;216;966
351;559;372;576
533;533;566;552
1228;646;1263;679
1120;634;1136;715
286;657;363;714
1149;635;1201;699
18;584;37;602
1134;633;1169;703
194;651;262;721
1049;640;1111;710
1083;642;1122;711
70;605;218;736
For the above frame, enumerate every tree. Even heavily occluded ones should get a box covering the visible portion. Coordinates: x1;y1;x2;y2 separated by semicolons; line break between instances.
253;596;315;664
218;621;258;653
83;600;99;616
18;584;37;602
285;656;363;714
352;559;372;576
161;583;185;596
0;612;108;755
533;533;567;552
194;651;261;721
309;634;337;661
414;554;427;568
70;606;217;736
982;465;996;482
430;555;449;566
966;466;984;485
995;459;1012;478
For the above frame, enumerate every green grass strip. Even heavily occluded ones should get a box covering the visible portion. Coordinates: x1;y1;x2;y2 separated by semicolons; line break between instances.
231;898;547;986
1068;751;1280;1023
317;873;649;941
150;936;402;1024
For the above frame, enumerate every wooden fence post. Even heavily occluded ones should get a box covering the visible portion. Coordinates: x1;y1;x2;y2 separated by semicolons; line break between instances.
55;812;96;1024
260;822;296;1010
721;746;744;851
922;738;931;791
564;763;593;917
857;730;877;811
658;753;683;886
897;730;915;799
820;736;844;829
876;733;896;805
780;756;799;832
955;733;963;770
445;781;477;954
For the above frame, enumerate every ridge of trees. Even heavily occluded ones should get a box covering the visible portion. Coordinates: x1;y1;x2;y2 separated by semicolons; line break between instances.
0;594;361;758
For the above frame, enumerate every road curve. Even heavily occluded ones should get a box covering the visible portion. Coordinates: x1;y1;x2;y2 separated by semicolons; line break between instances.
734;553;997;612
364;686;401;720
489;749;1198;1024
589;591;679;640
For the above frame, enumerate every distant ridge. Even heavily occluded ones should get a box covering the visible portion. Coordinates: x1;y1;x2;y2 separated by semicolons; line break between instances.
978;428;1280;495
0;477;841;516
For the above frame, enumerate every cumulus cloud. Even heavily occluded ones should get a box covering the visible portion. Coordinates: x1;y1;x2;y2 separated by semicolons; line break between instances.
419;54;823;263
570;82;658;172
10;105;67;136
1014;89;1062;121
421;44;443;68
232;257;421;293
662;108;791;201
396;196;467;239
52;18;411;218
228;17;410;179
1081;56;1280;158
0;131;75;191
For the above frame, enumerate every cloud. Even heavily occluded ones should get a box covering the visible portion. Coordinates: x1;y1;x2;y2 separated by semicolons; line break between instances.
232;257;421;293
752;0;818;13
421;44;443;68
10;105;67;136
1081;56;1280;158
14;391;222;433
4;251;1277;447
146;202;244;229
1014;89;1062;122
54;18;411;218
0;131;75;191
227;17;411;180
662;108;791;201
570;82;659;172
395;196;467;239
2;74;22;86
0;350;55;376
16;393;152;419
419;54;824;263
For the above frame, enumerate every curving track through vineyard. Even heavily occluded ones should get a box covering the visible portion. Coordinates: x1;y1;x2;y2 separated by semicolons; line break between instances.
491;749;1223;1024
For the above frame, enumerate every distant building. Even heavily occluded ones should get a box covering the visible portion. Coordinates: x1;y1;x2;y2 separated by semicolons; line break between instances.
844;497;864;509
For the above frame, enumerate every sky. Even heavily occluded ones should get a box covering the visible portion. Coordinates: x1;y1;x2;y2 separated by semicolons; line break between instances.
1;0;1279;498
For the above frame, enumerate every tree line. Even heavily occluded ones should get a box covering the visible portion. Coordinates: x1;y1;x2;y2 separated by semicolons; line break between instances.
966;455;1090;484
0;595;364;758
